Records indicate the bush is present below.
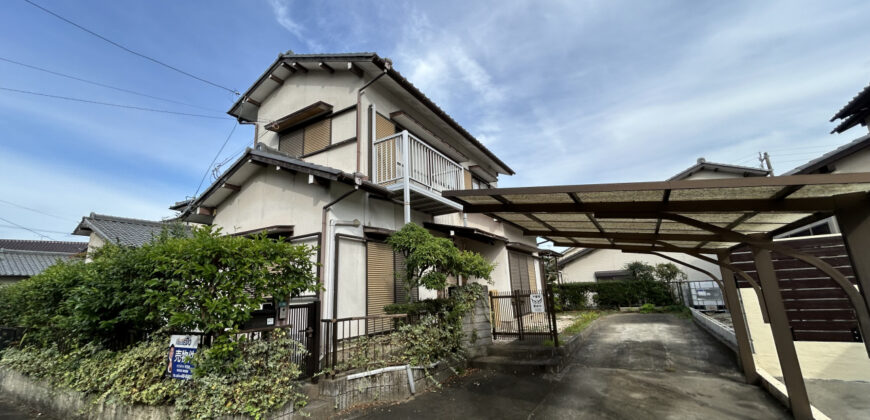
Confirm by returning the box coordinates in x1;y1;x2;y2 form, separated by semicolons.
0;330;306;419
552;281;675;310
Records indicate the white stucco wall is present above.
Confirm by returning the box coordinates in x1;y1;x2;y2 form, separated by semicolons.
740;288;870;381
559;249;720;283
831;146;870;173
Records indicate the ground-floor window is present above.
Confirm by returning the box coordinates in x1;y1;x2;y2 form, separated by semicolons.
508;250;538;292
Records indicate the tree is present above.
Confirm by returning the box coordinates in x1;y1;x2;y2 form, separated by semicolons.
146;225;319;366
387;223;494;300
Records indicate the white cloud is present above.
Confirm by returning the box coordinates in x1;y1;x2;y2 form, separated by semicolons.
268;0;304;38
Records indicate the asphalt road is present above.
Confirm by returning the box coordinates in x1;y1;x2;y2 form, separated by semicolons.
0;393;48;420
350;313;791;419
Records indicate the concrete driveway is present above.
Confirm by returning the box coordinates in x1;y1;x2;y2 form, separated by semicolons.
350;313;790;419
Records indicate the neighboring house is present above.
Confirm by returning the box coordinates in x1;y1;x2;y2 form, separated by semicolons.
178;52;541;325
72;213;179;254
557;158;770;290
0;240;86;284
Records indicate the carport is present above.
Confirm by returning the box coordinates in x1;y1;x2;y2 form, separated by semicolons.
443;172;870;420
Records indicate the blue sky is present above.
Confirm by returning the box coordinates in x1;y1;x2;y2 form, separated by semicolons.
2;0;870;241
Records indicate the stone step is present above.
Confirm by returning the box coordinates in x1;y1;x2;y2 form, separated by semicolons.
470;355;562;375
486;344;559;359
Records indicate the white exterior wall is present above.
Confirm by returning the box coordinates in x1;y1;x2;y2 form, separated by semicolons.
831;147;870;173
740;288;870;381
560;249;719;283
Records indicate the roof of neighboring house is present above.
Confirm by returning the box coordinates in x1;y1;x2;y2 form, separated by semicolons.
668;158;770;181
831;81;870;134
556;248;597;268
73;213;172;247
227;52;514;175
0;239;86;253
0;249;80;277
784;132;870;175
177;145;392;223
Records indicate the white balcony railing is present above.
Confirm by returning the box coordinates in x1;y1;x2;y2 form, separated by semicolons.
373;131;464;193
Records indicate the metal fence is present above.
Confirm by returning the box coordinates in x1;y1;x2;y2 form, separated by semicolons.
320;314;414;376
490;289;558;344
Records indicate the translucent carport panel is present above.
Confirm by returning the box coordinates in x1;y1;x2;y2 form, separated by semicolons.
786;183;870;199
669;186;784;201
733;212;816;233
595;219;658;232
455;195;506;205
493;213;548;230
534;213;592;222
500;193;576;204
573;190;664;202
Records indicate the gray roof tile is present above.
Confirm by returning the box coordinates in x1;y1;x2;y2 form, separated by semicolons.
0;239;86;253
73;213;184;247
0;249;79;277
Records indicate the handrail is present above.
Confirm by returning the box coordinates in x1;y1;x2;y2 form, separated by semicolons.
373;130;463;192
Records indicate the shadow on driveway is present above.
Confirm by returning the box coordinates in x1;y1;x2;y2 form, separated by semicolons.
348;313;791;420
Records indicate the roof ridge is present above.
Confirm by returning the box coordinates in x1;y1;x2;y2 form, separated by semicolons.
0;239;85;245
0;248;83;256
87;213;165;226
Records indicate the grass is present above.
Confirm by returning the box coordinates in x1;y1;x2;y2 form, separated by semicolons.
545;310;605;345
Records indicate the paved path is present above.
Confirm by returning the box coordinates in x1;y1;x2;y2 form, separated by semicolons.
0;393;48;420
350;313;791;419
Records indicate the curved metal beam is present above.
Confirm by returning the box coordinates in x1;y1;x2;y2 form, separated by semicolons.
646;251;724;291
658;214;870;352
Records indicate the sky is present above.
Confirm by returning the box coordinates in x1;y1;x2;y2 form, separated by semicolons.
1;0;870;242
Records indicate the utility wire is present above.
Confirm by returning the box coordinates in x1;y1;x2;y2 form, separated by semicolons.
183;122;239;214
0;86;231;120
22;0;239;95
0;55;222;112
0;199;77;222
0;223;77;236
0;216;55;240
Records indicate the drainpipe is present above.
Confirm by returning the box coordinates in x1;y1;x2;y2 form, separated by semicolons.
319;186;360;310
356;71;388;174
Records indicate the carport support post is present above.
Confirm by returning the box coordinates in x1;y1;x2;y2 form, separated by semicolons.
835;201;870;322
751;247;812;420
717;252;759;385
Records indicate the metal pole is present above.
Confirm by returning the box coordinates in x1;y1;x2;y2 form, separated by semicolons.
835;202;870;336
751;247;812;420
717;252;759;384
402;130;411;224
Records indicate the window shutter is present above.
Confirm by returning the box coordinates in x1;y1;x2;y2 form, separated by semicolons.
527;255;538;291
367;241;394;333
509;251;523;292
464;170;473;190
375;114;396;140
303;118;331;155
279;129;304;157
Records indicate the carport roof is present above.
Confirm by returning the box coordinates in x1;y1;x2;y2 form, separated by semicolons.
442;172;870;252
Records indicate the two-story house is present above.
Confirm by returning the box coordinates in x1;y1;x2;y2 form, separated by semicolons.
177;52;542;326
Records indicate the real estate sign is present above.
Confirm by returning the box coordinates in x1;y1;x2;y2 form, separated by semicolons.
530;293;545;313
167;334;200;380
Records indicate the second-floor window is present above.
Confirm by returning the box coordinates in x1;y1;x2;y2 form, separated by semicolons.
278;118;332;157
471;176;491;190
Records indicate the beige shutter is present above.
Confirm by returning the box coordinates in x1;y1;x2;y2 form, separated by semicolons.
508;251;523;292
367;241;394;333
375;114;396;140
303;118;331;155
279;129;304;157
527;256;538;292
464;170;473;190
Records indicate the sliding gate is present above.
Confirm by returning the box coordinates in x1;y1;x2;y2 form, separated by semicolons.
490;289;558;345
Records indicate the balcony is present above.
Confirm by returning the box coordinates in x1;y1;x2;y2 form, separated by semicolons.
373;131;464;216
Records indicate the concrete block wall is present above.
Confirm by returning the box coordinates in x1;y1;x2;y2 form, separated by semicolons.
461;289;493;358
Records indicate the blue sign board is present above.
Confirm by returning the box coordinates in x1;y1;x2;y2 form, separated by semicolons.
167;334;200;380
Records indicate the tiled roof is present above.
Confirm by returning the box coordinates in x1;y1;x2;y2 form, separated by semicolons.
668;159;769;181
0;249;79;277
784;132;870;175
73;213;181;247
831;81;870;133
0;239;86;253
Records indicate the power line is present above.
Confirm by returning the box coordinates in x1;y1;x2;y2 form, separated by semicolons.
0;216;55;240
22;0;239;95
0;199;77;222
0;223;77;236
0;55;222;112
0;86;231;120
184;122;239;214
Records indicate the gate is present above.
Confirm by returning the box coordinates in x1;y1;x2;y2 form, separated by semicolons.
282;300;320;378
490;288;558;345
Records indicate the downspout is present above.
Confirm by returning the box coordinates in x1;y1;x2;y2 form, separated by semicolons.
356;71;388;174
319;187;360;309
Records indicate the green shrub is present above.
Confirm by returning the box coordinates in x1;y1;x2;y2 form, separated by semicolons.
0;330;306;419
639;303;656;313
552;280;675;311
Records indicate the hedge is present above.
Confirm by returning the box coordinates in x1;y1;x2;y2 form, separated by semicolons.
552;281;675;311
